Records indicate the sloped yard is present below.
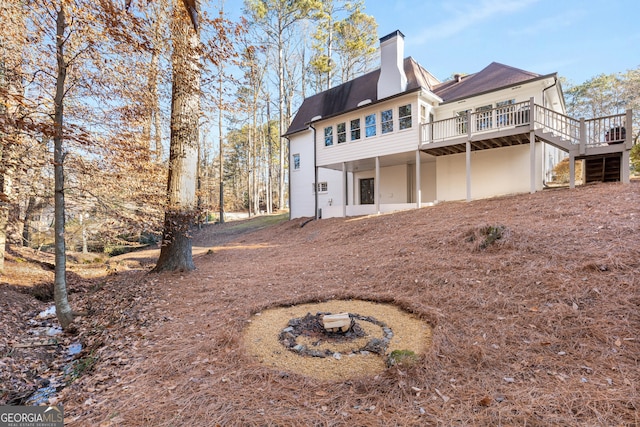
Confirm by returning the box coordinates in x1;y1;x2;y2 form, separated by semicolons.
2;181;639;426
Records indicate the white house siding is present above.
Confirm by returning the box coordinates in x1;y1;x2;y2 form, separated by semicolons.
419;160;437;203
436;144;542;202
315;94;420;168
289;130;315;218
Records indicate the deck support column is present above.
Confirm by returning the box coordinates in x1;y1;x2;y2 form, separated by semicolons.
622;150;630;184
415;150;421;208
466;140;471;202
569;152;576;189
375;156;380;214
342;162;347;217
530;131;536;193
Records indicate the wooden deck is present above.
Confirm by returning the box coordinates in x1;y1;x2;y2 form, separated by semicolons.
420;99;632;158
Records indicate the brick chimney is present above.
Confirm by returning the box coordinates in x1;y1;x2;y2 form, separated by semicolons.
377;30;407;100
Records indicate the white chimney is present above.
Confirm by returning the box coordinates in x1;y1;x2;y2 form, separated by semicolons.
377;30;407;100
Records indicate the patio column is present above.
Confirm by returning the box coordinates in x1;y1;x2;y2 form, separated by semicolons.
466;140;471;202
530;130;536;193
375;156;380;214
415;150;421;208
342;162;347;217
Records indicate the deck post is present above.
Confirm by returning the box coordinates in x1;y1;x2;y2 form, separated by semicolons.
529;97;535;131
625;109;633;149
530;130;536;193
579;118;586;155
342;162;347;217
415;150;422;208
569;152;575;189
622;150;630;184
375;156;380;214
466;140;471;202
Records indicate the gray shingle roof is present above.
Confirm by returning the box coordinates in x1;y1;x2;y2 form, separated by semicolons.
284;60;552;137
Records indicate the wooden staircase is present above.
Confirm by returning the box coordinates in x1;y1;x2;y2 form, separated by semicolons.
584;154;622;183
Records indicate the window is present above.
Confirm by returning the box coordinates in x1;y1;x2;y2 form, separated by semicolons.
381;109;393;134
456;110;470;134
496;99;515;126
399;104;412;130
420;105;427;124
350;118;361;141
337;122;346;143
475;104;492;130
365;113;376;137
312;182;328;193
324;126;333;146
292;153;300;170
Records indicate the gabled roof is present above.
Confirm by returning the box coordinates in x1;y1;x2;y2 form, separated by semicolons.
432;62;550;104
284;60;554;137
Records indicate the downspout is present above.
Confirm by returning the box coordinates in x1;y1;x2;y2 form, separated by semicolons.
286;136;291;220
541;76;559;188
309;123;318;220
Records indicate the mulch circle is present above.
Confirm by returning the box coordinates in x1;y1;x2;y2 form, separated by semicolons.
243;299;432;381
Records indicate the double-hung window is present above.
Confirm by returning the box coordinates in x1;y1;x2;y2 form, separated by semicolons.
337;122;346;143
381;109;393;134
292;153;300;170
365;114;376;137
399;104;412;130
324;126;333;146
350;118;361;141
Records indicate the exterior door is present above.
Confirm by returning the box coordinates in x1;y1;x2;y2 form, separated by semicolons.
360;178;374;204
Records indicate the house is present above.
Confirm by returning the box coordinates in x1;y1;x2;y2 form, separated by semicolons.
284;30;633;219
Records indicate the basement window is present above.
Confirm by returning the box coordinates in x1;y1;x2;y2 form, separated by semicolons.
312;182;328;194
324;126;333;146
381;109;393;134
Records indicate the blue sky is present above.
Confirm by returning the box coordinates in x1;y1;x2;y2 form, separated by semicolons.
364;0;639;84
227;0;639;85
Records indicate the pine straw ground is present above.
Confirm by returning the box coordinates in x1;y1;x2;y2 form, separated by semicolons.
2;181;640;426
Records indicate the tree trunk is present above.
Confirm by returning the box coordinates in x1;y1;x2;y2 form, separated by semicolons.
218;70;224;224
53;4;74;329
22;196;38;247
153;1;200;273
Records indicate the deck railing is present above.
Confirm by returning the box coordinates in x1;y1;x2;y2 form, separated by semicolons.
533;104;581;145
422;99;629;149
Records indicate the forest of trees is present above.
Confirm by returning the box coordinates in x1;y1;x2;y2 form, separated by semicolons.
0;1;638;324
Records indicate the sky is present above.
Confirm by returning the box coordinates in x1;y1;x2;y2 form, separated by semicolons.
227;0;639;86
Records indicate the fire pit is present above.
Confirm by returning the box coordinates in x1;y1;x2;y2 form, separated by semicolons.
243;300;432;381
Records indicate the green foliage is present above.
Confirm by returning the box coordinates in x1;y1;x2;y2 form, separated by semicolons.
565;68;639;149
